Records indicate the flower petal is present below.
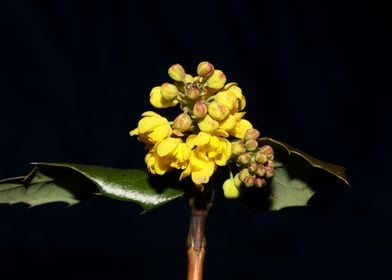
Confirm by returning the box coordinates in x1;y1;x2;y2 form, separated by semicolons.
198;115;219;133
230;119;253;139
157;138;181;157
193;132;211;146
191;161;215;184
219;114;237;132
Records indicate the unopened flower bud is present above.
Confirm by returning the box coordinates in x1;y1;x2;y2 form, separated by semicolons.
223;178;240;199
193;101;208;118
259;145;274;160
205;70;227;90
265;165;274;178
244;128;260;141
161;83;179;101
250;154;257;163
254;178;267;188
244;175;255;187
231;141;245;156
173;113;192;132
197;61;215;77
208;101;229;121
237;152;251;165
248;162;258;174
238;169;250;182
255;164;266;177
168;64;186;81
234;173;242;187
245;139;258;151
186;87;200;100
255;150;268;164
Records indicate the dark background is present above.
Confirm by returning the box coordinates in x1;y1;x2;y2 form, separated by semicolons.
0;0;391;279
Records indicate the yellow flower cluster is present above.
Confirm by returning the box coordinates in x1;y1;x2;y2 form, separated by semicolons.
130;62;253;189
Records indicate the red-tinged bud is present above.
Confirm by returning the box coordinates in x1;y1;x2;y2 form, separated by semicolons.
238;169;250;182
168;64;186;81
173;113;192;132
244;128;260;141
193;101;208;118
248;162;258;174
255;150;268;164
245;139;258;152
231;141;245;156
265;165;274;178
255;164;266;177
244;175;255;187
259;145;274;160
208;101;229;121
237;152;251;165
186;87;200;100
197;61;215;77
254;178;267;188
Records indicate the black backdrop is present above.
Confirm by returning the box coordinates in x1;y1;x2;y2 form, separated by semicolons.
0;1;391;279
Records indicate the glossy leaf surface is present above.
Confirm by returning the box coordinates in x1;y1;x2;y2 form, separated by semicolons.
0;163;183;210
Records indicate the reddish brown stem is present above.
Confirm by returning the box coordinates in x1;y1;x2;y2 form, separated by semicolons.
186;188;213;280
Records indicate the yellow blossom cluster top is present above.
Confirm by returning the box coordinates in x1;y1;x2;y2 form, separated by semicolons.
130;62;274;198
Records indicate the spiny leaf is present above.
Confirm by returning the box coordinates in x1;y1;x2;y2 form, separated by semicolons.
0;163;184;210
0;168;88;206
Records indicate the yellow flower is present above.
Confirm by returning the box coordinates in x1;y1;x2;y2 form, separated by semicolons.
145;148;172;175
150;86;178;108
130;111;171;145
157;137;190;170
230;119;253;139
145;137;191;175
198;115;219;133
181;132;232;186
130;61;262;196
205;70;226;91
214;90;237;111
223;83;246;111
213;84;246;114
218;114;237;133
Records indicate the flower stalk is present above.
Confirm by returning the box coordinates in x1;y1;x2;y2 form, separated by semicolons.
186;187;214;280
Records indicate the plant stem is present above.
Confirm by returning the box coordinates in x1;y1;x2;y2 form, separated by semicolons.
186;187;214;280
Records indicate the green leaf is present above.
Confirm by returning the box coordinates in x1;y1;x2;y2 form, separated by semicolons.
241;138;349;211
0;168;88;206
0;163;184;210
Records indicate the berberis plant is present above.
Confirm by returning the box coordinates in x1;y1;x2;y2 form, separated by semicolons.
0;62;349;280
